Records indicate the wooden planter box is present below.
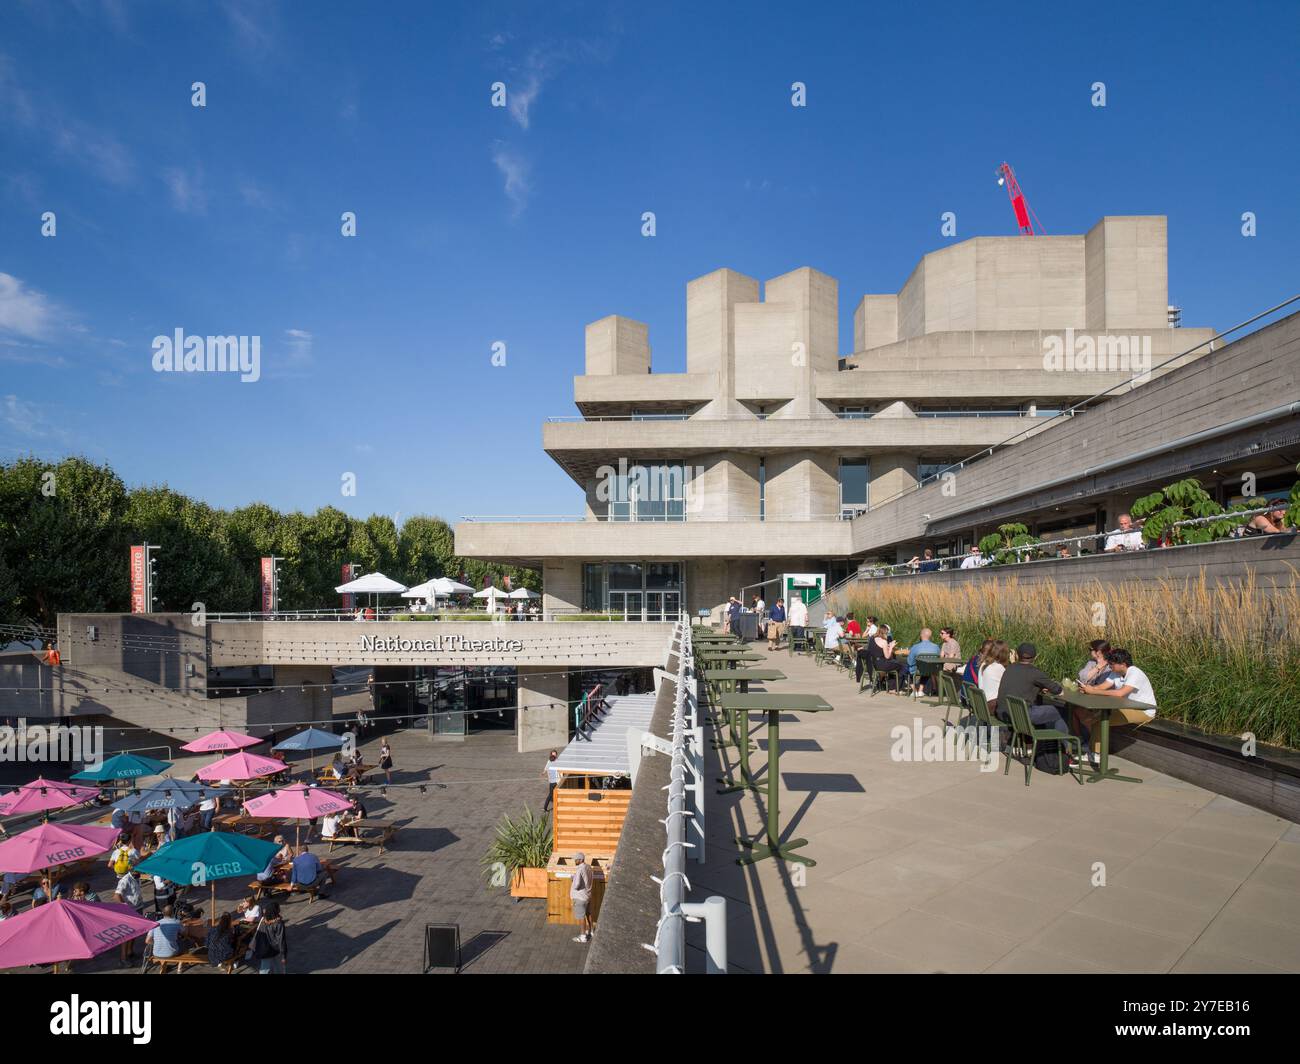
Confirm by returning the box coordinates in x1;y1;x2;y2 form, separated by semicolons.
509;867;548;899
545;853;610;925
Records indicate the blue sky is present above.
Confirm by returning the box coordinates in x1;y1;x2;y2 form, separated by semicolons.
2;0;1297;524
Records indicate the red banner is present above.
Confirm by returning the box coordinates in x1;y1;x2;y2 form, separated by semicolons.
130;545;146;614
260;557;275;614
341;563;355;611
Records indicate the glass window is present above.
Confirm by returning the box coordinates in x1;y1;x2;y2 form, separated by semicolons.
839;458;868;517
644;562;681;589
917;458;959;483
582;564;606;612
608;562;643;590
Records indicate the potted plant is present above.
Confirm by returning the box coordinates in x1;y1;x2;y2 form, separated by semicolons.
482;807;552;899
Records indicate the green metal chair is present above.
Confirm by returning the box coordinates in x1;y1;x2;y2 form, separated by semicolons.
1002;695;1084;787
788;626;810;655
961;680;1007;757
810;631;831;666
938;670;962;730
860;651;902;695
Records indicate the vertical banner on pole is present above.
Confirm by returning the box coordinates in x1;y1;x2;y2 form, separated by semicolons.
341;563;355;612
130;545;146;614
260;558;275;615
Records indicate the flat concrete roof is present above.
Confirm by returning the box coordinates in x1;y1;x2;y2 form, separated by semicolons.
553;693;657;777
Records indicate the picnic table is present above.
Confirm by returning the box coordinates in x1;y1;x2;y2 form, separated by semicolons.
324;817;397;855
1054;689;1150;784
718;692;833;866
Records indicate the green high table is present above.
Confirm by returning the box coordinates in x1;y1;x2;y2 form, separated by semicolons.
1054;689;1151;784
718;692;833;866
702;667;786;781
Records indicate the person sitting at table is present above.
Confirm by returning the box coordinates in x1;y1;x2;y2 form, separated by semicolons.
0;900;12;921
31;874;67;908
206;911;240;971
1244;499;1295;535
962;638;992;689
997;643;1068;733
271;835;293;867
824;614;844;652
1075;648;1158;763
1078;639;1113;687
862;625;904;687
71;881;101;903
939;627;962;672
339;805;365;839
320;812;341;842
146;904;183;962
290;845;330;897
152;872;178;911
977;640;1010;716
844;612;862;637
906;627;941;695
327;754;346;780
236;895;262;923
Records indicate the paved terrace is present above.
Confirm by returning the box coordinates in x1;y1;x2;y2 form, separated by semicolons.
686;646;1300;974
12;729;586;975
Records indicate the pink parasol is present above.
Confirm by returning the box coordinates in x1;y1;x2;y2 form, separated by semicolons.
243;783;353;847
0;822;121;874
195;751;285;782
0;777;99;817
0;899;157;970
181;729;262;753
243;783;353;819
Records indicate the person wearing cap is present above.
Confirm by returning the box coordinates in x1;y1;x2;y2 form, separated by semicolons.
960;546;986;569
996;643;1068;733
570;853;594;944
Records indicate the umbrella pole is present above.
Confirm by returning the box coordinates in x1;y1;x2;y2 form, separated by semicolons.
210;881;216;926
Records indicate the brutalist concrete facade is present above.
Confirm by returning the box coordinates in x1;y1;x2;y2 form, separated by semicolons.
456;217;1217;618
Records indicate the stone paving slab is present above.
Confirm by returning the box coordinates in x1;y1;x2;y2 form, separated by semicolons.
10;727;587;975
684;644;1300;973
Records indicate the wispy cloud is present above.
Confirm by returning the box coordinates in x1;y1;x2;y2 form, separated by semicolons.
163;165;207;214
1;393;71;444
222;0;275;55
492;144;531;218
239;177;272;209
0;53;136;187
0;273;64;341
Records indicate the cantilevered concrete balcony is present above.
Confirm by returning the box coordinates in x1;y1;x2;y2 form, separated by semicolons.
454;517;853;568
542;415;1039;483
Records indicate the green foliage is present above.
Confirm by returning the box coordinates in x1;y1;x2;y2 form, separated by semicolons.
977;523;1039;565
481;806;553;884
0;455;540;621
1130;477;1250;545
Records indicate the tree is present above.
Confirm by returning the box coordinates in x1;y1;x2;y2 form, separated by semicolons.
977;523;1039;565
398;516;455;584
1130;478;1253;545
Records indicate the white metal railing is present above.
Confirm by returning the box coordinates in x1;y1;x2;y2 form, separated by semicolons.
459;512;857;523
845;505;1288;582
648;620;725;974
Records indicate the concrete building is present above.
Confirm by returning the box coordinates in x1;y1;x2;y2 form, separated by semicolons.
457;216;1221;618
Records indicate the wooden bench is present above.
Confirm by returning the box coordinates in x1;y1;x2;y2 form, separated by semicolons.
247;863;339;904
316;765;373;787
325;819;397;855
150;951;206;974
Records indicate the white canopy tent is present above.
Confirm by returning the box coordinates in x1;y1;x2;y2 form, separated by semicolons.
402;576;478;608
508;587;540;599
472;586;512;612
334;571;408;615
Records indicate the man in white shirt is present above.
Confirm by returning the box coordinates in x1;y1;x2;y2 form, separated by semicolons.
788;598;808;629
1104;513;1145;553
960;547;986;569
1076;647;1156;760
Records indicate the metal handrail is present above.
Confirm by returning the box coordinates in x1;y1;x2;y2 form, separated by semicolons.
844;505;1288;582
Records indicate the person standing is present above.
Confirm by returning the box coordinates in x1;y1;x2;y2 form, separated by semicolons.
767;598;786;650
787;596;808;646
113;868;145;963
248;901;288;974
543;749;559;812
379;739;394;784
570;853;595;944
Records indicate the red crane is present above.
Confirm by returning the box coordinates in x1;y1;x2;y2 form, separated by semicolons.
995;162;1044;236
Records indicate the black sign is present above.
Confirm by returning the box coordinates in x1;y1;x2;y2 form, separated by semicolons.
423;923;461;973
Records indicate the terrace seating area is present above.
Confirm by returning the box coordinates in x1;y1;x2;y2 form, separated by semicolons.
684;624;1300;973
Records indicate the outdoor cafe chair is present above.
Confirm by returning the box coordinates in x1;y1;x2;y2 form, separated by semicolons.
962;680;1009;757
938;670;962;731
1001;696;1084;787
788;626;810;655
860;653;901;696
